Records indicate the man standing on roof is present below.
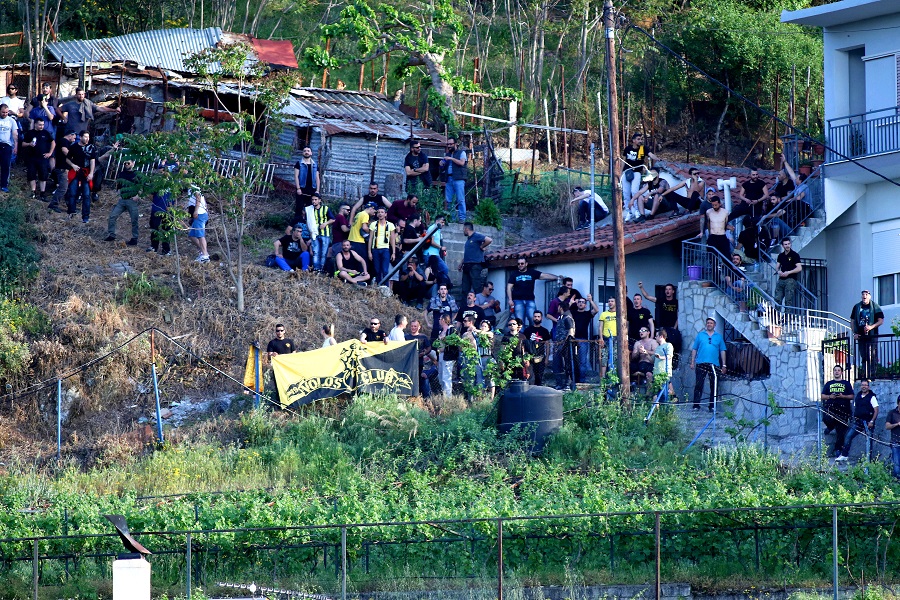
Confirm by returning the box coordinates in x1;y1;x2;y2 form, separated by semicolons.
619;133;658;218
701;195;733;262
293;145;319;222
404;140;431;193
737;168;769;219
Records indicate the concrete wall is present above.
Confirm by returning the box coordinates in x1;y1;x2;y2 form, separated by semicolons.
823;12;900;122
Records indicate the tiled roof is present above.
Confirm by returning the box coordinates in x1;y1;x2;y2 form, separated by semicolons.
486;213;702;267
655;160;780;190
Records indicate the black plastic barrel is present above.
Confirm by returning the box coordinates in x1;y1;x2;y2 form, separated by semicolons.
496;381;563;452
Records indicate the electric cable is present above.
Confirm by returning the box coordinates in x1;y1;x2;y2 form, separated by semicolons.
621;15;900;189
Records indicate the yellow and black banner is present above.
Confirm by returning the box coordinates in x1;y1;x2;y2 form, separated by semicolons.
271;340;419;407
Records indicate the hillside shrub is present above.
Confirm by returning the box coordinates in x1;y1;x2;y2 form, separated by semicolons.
473;197;502;229
0;200;39;295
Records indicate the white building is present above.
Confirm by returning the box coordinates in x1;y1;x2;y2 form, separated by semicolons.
783;0;900;329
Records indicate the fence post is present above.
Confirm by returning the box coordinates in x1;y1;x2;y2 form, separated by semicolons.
497;518;504;600
253;343;261;409
341;526;347;600
654;512;661;600
152;363;164;444
186;532;192;600
833;506;839;600
56;379;62;462
32;539;38;600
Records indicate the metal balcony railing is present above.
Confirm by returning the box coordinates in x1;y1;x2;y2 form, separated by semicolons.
826;106;900;162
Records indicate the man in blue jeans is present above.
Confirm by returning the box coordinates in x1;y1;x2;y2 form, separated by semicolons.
505;257;561;327
835;379;879;463
309;193;335;272
885;395;900;479
459;222;492;297
0;104;18;192
441;137;468;222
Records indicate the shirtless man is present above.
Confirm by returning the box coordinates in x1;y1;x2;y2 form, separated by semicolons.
702;196;733;260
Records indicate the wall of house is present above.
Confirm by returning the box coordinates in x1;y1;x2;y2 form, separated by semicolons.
822;179;900;327
823;12;900;122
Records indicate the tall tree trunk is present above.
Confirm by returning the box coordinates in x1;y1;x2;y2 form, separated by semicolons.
714;75;731;159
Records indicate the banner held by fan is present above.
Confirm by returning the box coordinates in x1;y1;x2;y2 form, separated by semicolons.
271;340;419;407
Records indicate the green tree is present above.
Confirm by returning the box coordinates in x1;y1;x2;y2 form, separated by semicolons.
121;43;298;311
308;0;463;126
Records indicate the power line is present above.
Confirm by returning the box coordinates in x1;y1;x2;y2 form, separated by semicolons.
623;16;900;189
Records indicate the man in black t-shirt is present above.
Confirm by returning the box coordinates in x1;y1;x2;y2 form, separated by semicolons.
627;294;655;341
774;238;802;308
735;217;771;264
506;257;561;327
821;365;854;457
571;294;600;380
49;129;76;213
738;169;769;219
23;118;54;200
104;159;140;245
455;292;486;326
65;130;96;222
267;324;295;357
400;214;425;258
523;311;551;386
404;141;432;192
360;317;388;344
272;227;310;271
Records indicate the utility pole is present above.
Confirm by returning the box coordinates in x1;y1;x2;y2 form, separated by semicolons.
604;0;630;400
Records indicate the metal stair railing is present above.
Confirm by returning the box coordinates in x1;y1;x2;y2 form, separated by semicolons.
758;163;824;243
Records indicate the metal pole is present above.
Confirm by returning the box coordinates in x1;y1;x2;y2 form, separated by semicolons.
544;99;552;164
186;532;192;600
56;379;62;462
654;512;661;600
590;142;596;245
341;526;347;600
32;540;38;600
152;363;164;444
832;506;839;600
253;344;261;409
597;91;605;159
497;518;504;600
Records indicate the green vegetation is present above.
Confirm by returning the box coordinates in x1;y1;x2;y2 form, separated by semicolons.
0;394;898;597
116;272;175;308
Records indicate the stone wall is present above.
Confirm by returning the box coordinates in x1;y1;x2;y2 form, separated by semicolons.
675;281;900;464
440;223;503;297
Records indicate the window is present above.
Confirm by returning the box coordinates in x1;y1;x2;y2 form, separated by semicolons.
877;273;897;306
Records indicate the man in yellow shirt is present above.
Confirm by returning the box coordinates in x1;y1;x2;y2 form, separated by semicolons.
349;202;376;268
598;297;618;379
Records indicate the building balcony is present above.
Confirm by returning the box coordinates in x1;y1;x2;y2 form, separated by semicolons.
826;106;900;163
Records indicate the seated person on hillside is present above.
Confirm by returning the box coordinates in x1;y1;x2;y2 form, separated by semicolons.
396;256;428;307
724;253;750;312
270;225;310;272
335;239;371;285
571;186;609;229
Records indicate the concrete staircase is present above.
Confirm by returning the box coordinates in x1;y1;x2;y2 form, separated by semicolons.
675;281;821;455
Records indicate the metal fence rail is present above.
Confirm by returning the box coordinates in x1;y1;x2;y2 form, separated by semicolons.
855;334;900;380
8;502;900;600
827;105;900;161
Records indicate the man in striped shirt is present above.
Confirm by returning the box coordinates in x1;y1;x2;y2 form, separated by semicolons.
309;193;335;272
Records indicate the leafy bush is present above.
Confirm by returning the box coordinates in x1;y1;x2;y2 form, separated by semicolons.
116;272;174;308
473;197;502;229
0;200;39;295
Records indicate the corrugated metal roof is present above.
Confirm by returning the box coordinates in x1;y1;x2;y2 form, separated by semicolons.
47;28;223;73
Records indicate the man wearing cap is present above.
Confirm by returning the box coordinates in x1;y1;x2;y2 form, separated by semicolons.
689;317;727;411
885;395;900;479
348;200;376;268
701;194;733;262
850;290;884;379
